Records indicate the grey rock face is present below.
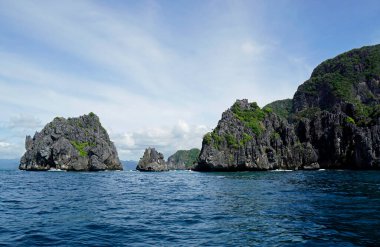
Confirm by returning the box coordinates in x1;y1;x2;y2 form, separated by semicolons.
19;113;122;171
295;111;380;169
136;147;168;171
195;100;318;171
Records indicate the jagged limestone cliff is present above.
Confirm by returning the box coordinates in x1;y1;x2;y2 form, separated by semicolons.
195;44;380;171
19;113;122;171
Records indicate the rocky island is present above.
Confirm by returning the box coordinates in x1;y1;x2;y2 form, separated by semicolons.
19;113;123;171
136;147;168;171
194;44;380;171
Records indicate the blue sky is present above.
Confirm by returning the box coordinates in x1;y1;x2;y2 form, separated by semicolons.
0;0;379;160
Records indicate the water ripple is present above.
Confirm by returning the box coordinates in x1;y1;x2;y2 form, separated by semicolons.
0;170;380;246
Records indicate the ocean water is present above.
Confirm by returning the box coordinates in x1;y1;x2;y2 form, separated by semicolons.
1;169;380;246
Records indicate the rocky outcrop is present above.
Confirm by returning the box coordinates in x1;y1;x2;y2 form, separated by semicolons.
195;44;380;171
136;147;168;171
195;100;318;171
167;148;200;170
19;113;122;171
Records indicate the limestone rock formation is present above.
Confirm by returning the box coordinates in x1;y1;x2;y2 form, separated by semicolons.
195;44;380;171
167;148;200;170
136;147;168;171
19;113;122;171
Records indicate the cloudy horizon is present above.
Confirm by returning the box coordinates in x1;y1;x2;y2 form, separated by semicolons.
0;0;379;160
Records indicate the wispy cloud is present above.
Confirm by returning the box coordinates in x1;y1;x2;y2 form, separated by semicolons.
0;139;18;159
8;115;42;131
0;142;11;148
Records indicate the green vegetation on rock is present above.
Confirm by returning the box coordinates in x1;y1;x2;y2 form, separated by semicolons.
270;132;281;141
225;134;239;149
311;45;380;81
54;117;65;121
300;73;354;102
231;101;266;135
203;131;223;149
370;105;380;119
211;131;223;148
240;133;253;146
70;141;95;157
203;133;212;145
168;148;200;168
202;100;268;150
264;99;293;119
297;45;380;124
294;107;322;119
345;116;356;125
185;149;201;166
204;131;254;150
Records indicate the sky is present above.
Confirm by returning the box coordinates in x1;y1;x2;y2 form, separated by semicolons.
0;0;380;160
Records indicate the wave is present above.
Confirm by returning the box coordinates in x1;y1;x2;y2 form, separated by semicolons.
271;169;294;172
48;168;65;172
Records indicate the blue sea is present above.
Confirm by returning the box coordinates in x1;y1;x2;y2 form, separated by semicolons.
1;168;380;246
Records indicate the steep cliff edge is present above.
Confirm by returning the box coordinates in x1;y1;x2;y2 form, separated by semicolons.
19;113;122;171
195;44;380;171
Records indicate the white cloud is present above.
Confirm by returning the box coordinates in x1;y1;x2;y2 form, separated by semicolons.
0;140;21;159
241;41;266;55
8;115;43;130
111;120;209;160
0;142;11;148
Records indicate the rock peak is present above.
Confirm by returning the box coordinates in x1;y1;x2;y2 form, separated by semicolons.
232;99;250;109
136;147;168;172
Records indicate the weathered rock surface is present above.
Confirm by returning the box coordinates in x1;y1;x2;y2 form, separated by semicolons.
195;100;317;171
195;44;380;171
136;147;168;171
19;113;122;171
167;148;200;170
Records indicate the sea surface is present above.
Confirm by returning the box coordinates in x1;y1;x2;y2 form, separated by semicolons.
1;168;380;246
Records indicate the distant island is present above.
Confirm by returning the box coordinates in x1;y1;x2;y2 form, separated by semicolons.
167;148;200;170
194;44;380;171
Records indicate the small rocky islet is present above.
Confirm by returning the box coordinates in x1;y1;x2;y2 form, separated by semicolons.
136;147;168;171
19;113;122;171
19;44;380;172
